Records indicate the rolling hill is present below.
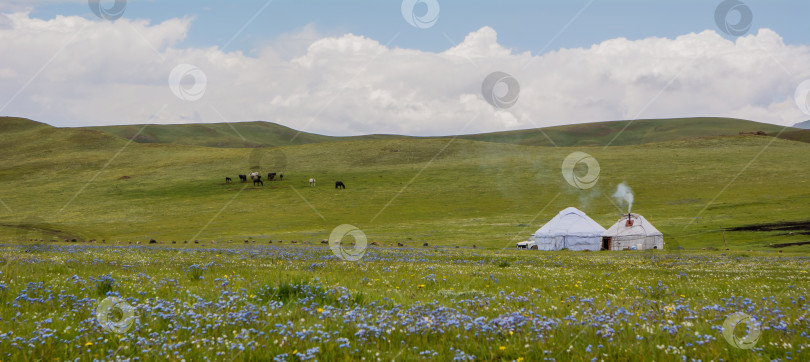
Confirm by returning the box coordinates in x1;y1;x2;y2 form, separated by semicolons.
84;121;414;148
2;116;810;252
457;117;796;147
81;117;805;148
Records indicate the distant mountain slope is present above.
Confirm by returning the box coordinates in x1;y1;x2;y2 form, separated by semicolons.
85;117;796;148
0;117;126;154
793;120;810;129
85;121;413;148
456;117;791;147
3;116;802;148
0;117;133;176
0;116;52;133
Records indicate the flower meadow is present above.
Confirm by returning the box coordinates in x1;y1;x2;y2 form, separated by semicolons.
0;244;807;361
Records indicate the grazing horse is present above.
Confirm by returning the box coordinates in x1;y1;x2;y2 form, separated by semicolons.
239;174;247;182
225;177;232;183
253;179;264;186
309;178;316;187
335;181;346;189
249;172;259;180
267;172;276;181
279;173;283;181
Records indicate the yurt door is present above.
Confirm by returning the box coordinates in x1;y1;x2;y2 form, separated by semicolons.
601;237;612;251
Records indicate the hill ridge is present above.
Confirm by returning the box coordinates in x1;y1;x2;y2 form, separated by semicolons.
3;116;808;148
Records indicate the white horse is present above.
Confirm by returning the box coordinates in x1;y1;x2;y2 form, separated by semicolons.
249;172;259;180
309;178;316;187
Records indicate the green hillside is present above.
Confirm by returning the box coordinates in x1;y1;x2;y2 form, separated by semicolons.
2;117;810;252
82;117;798;148
779;128;810;143
85;121;413;148
457;117;792;146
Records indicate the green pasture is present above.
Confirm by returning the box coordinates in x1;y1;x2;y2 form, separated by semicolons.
1;116;810;252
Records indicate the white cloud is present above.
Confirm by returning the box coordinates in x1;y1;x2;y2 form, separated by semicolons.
1;12;809;136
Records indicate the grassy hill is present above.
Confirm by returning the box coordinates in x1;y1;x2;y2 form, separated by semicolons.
2;116;810;252
82;117;799;148
778;128;810;143
84;121;413;148
457;117;793;146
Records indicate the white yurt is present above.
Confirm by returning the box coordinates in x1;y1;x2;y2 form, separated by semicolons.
532;207;606;251
602;213;664;250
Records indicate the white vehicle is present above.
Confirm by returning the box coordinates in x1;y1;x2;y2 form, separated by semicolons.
516;239;537;250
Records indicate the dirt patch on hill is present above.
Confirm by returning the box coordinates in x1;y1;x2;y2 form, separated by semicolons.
726;221;810;232
767;241;810;249
728;221;810;248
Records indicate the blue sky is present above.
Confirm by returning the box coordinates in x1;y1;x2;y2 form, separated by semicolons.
28;0;810;55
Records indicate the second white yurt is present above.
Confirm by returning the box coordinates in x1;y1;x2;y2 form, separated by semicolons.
533;207;606;251
602;213;664;250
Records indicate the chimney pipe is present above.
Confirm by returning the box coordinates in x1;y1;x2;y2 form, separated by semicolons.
625;213;634;227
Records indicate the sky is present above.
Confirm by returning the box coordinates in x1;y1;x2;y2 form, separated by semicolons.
0;0;809;136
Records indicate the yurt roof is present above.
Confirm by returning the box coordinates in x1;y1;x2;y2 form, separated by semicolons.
603;213;663;237
534;207;606;237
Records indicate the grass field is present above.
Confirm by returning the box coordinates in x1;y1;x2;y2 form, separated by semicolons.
2;116;810;360
2;117;810;251
0;245;806;361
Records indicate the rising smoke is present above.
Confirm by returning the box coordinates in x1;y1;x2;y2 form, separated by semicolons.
612;182;634;213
